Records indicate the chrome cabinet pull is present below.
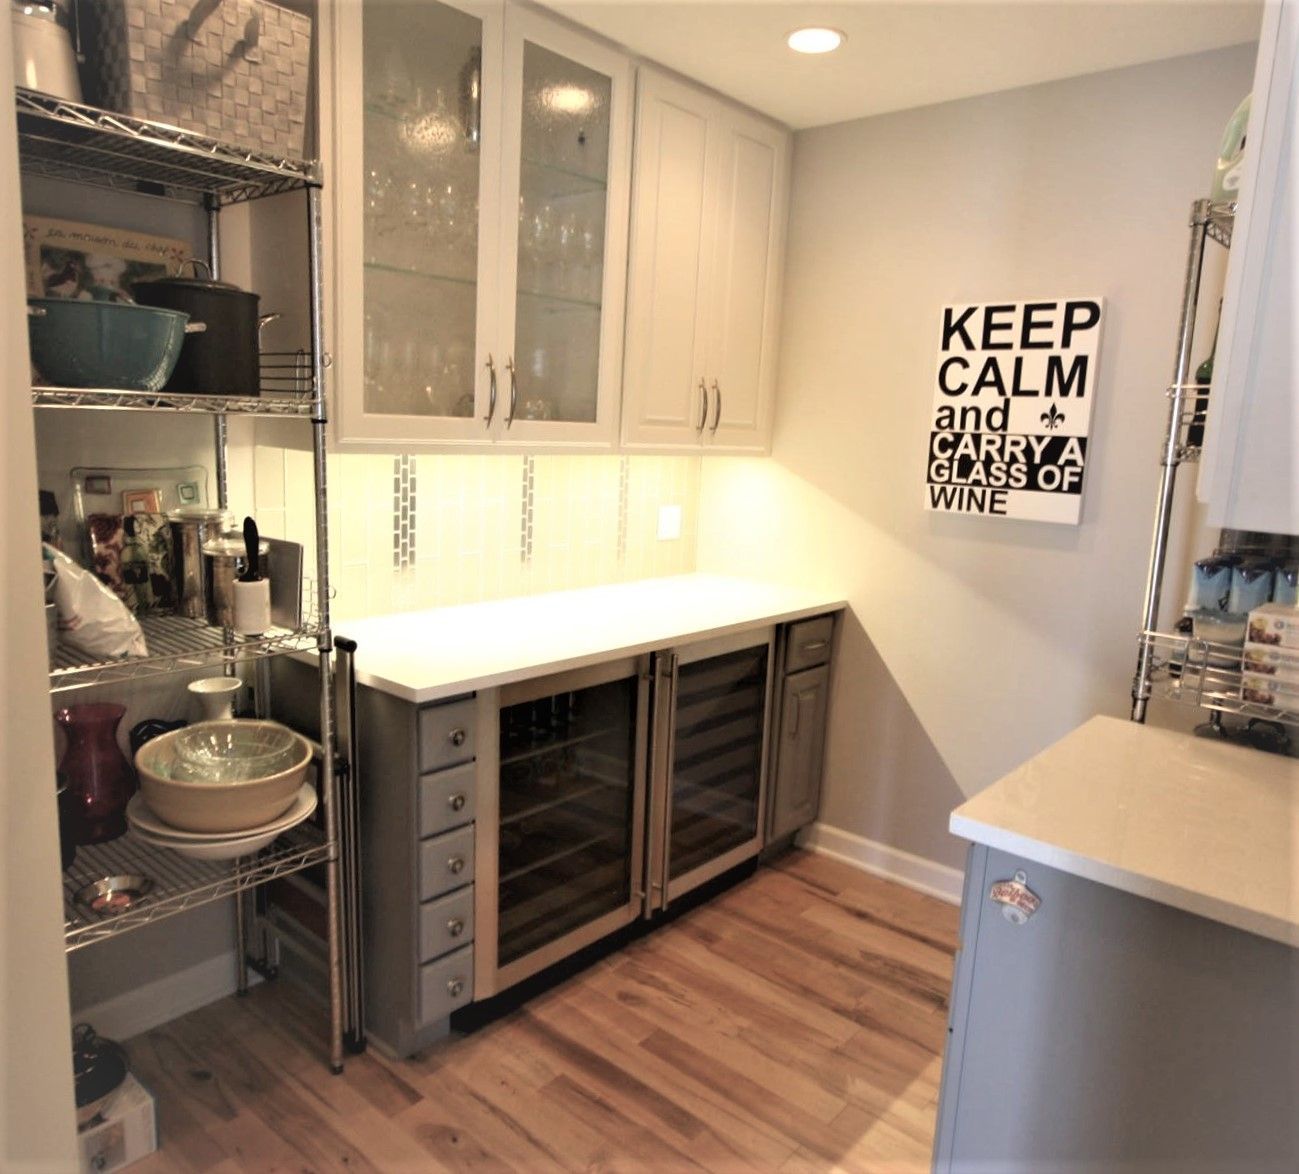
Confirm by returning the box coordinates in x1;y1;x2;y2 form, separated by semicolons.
447;918;465;937
710;379;722;434
448;727;467;747
448;793;467;812
800;640;829;654
447;978;465;997
696;379;708;433
447;855;465;875
505;355;518;428
483;354;497;426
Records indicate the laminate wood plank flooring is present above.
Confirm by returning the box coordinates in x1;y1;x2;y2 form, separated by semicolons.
124;851;959;1173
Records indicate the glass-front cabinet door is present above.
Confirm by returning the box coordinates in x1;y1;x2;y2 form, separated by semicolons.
477;658;648;996
329;1;630;448
333;0;503;446
495;10;631;446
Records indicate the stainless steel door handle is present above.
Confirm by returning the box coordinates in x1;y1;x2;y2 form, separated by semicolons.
696;379;708;433
505;355;518;428
483;354;497;426
710;379;722;434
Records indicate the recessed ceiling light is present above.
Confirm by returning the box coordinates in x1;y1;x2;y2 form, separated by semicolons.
786;27;845;54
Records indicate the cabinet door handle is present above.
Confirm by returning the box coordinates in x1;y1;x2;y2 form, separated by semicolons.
447;793;467;812
788;691;802;738
448;727;467;747
447;977;465;997
710;379;722;434
483;354;497;427
696;379;708;433
447;855;465;875
447;917;465;937
505;355;518;428
800;640;829;654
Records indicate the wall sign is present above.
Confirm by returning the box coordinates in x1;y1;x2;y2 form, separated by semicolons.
925;298;1104;525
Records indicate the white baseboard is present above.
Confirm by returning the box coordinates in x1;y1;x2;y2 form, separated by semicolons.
797;822;965;905
72;951;259;1041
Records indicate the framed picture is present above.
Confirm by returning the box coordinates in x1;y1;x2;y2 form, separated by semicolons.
23;216;188;301
122;489;163;514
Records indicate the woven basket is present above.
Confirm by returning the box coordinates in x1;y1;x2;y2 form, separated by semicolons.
79;0;311;160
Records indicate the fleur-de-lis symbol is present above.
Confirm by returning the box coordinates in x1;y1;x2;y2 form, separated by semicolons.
1041;405;1066;431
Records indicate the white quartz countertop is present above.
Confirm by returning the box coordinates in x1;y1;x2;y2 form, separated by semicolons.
951;716;1299;947
336;574;845;704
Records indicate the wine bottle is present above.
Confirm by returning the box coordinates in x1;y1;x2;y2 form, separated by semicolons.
1188;299;1221;448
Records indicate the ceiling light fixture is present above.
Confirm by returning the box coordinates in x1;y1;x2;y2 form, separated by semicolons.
786;27;845;54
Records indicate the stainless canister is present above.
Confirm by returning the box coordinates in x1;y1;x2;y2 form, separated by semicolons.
202;532;269;629
169;508;231;619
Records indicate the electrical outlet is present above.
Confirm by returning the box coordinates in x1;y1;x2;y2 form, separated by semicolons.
657;504;682;541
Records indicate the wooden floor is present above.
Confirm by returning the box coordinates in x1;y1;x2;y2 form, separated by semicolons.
126;851;960;1173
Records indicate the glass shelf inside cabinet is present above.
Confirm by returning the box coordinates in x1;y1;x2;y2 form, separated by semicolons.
49;598;324;693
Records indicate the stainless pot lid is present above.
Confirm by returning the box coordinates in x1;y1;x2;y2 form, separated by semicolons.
134;258;254;298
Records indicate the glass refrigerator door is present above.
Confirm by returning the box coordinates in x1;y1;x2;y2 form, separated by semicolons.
495;668;643;981
357;0;495;432
658;639;771;904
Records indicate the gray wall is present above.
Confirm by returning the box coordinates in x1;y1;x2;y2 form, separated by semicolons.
698;44;1258;869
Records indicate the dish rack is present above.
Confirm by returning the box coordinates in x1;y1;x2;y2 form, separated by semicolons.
1131;198;1299;734
18;89;363;1070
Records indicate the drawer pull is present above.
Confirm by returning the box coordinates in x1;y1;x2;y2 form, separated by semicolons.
447;855;465;875
447;917;465;937
448;793;467;812
447;977;465;998
448;727;467;747
800;639;829;654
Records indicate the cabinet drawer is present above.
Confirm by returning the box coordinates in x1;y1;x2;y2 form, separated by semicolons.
418;698;476;773
785;615;834;673
418;762;476;838
418;944;473;1023
419;825;475;901
419;888;475;962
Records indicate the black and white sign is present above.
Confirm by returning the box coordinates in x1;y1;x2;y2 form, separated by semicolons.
925;298;1104;525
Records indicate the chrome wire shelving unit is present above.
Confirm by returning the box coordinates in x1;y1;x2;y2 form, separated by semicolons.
20;87;360;1071
1130;198;1299;733
63;828;330;952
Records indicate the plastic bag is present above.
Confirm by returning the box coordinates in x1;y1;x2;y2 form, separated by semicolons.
45;543;147;660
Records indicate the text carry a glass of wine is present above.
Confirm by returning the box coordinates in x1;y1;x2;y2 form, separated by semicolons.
926;298;1104;525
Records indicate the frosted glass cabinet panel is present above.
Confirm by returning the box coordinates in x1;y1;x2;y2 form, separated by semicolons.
496;10;631;445
328;0;630;448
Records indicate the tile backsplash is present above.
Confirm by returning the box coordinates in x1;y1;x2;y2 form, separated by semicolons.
252;450;700;621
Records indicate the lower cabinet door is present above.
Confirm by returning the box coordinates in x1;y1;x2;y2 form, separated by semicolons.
768;663;830;841
419;945;474;1024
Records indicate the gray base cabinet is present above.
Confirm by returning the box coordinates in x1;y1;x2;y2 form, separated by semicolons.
935;843;1299;1173
766;615;834;843
356;686;476;1057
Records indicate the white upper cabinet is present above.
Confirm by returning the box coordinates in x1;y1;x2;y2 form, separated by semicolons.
1197;0;1299;532
621;68;790;453
325;0;631;449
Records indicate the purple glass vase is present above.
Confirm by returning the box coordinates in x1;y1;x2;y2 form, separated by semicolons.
55;703;136;844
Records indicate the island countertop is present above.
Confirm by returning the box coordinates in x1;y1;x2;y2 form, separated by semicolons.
950;715;1299;947
335;574;845;704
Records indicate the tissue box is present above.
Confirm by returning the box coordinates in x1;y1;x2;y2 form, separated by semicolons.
78;1074;156;1174
1246;603;1299;650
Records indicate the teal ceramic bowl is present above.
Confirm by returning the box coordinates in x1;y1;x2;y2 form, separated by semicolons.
28;298;192;391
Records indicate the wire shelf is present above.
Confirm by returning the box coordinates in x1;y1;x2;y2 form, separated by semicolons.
16;89;319;204
1203;200;1236;249
1164;382;1212;464
1140;629;1299;726
33;388;317;415
63;826;332;951
50;601;326;693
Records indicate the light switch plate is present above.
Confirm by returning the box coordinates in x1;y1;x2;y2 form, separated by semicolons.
657;504;682;541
